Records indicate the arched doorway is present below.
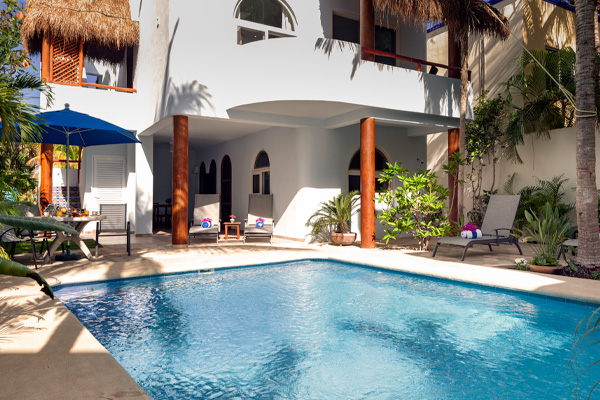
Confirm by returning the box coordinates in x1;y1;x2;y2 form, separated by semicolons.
208;160;217;194
221;155;232;222
198;162;207;194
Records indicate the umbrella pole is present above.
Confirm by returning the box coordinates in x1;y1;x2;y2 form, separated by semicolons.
56;133;81;261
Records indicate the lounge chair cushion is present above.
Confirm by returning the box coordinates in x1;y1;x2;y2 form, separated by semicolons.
244;224;274;235
189;224;220;234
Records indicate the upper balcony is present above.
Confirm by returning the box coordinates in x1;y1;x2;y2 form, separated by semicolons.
164;36;472;134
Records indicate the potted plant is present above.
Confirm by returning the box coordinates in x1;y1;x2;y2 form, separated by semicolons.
516;202;573;274
306;190;360;245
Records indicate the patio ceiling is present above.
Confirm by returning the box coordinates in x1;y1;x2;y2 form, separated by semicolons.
141;100;461;147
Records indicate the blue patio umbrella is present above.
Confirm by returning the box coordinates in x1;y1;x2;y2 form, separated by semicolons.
4;103;140;209
1;104;140;260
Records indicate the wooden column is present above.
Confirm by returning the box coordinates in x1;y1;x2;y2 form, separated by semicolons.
360;118;376;249
447;128;460;223
447;25;461;225
40;34;53;209
172;116;189;246
360;0;375;61
40;144;53;208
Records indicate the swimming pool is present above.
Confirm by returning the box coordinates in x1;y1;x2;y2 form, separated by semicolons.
56;260;600;399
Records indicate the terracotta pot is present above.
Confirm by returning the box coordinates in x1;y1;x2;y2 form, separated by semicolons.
331;232;357;246
528;264;563;274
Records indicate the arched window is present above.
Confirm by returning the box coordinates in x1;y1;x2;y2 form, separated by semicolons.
252;150;270;194
348;148;389;192
235;0;297;45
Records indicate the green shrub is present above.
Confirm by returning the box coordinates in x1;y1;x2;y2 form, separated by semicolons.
376;162;450;250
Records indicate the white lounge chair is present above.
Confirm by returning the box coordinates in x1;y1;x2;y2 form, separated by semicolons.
244;194;274;244
189;194;220;244
432;195;523;261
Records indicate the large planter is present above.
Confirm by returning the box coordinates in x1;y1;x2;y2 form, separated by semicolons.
528;264;563;275
331;232;357;246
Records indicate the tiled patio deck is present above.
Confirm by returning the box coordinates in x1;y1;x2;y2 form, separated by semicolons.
2;233;599;399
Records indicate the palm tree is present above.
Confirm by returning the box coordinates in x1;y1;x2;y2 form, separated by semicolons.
503;47;580;162
574;0;600;268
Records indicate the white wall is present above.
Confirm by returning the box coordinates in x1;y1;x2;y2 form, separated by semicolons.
52;168;78;186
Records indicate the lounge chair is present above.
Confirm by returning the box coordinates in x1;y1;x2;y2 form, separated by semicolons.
96;204;131;256
558;230;578;259
244;194;274;244
188;194;220;244
432;194;523;261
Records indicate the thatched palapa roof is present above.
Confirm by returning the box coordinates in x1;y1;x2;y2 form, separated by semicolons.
374;0;509;40
21;0;139;64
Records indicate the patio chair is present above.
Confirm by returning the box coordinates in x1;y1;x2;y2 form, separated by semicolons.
432;195;523;261
188;194;220;244
17;204;52;256
244;194;274;244
0;223;40;268
95;204;131;256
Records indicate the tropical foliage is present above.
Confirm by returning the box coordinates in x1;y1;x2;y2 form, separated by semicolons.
0;257;54;299
504;174;574;230
376;162;450;250
0;0;53;143
515;203;573;267
570;308;600;399
306;191;360;241
502;48;581;162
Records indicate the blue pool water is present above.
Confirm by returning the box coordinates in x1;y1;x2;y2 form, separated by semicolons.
56;260;600;399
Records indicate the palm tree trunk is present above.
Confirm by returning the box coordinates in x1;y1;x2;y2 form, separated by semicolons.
458;33;469;220
574;0;600;268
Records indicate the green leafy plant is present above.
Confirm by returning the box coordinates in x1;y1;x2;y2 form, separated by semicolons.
502;47;578;163
569;308;600;399
515;202;573;266
306;191;360;241
505;174;574;230
0;257;54;299
376;162;450;250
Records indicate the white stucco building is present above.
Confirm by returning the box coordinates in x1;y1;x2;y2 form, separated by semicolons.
30;0;472;243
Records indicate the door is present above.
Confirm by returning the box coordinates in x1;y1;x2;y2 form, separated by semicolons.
220;155;232;223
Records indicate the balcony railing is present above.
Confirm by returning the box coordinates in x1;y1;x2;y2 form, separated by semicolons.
361;47;471;81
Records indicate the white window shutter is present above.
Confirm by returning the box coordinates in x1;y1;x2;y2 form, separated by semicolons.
94;157;125;204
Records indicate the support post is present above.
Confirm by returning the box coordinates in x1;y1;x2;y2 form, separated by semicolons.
360;118;376;249
447;25;461;225
360;0;375;61
40;34;53;209
172;116;189;247
448;128;460;224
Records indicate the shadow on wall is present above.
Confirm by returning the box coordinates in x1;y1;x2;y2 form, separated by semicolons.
422;72;453;118
314;38;362;79
523;0;574;49
314;38;401;80
154;18;216;120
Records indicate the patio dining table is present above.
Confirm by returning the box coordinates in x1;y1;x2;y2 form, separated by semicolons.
42;215;106;262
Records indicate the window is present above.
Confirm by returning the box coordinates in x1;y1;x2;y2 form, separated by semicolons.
252;150;270;194
348;149;389;192
235;0;297;45
332;14;397;66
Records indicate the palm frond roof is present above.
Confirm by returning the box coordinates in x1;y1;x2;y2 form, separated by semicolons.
21;0;139;64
